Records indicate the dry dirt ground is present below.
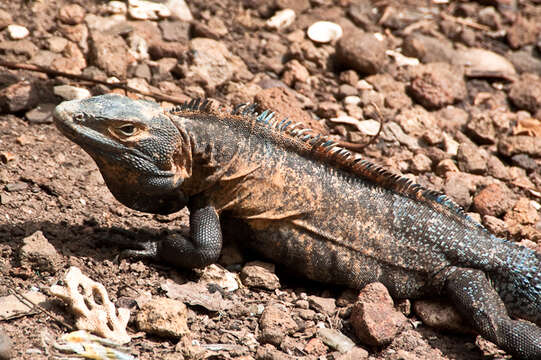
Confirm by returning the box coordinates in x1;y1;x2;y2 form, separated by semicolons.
1;0;541;359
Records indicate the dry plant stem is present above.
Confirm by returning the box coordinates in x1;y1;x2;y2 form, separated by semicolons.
336;102;384;153
0;60;188;105
0;279;75;331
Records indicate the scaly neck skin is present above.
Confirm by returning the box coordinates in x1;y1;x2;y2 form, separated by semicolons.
172;113;249;198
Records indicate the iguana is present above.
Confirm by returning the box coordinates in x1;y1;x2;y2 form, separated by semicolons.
54;94;541;359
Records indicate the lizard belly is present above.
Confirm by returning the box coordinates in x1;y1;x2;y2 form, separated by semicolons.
243;217;434;298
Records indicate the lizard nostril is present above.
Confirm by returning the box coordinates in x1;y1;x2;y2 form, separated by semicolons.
73;113;84;122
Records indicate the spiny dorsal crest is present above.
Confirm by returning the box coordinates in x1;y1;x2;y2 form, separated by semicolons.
169;98;480;228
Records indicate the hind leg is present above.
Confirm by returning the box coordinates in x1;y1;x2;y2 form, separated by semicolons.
445;267;541;360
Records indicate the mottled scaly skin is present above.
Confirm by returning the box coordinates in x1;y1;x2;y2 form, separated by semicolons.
54;94;541;359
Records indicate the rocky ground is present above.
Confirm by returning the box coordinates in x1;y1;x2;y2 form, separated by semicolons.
0;0;540;359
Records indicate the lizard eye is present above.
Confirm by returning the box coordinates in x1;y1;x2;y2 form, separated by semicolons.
115;124;138;137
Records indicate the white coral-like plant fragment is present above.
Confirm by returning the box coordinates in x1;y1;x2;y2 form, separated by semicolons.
50;266;131;344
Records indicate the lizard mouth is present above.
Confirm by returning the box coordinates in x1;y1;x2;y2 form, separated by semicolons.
53;99;176;180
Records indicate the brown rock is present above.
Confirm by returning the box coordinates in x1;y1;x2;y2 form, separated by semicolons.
282;59;310;87
19;231;62;273
254;87;328;134
89;31;131;78
159;20;190;42
465;112;496;144
136;297;189;339
57;23;88;51
504;197;540;240
255;344;296;360
240;261;280;290
457;142;487;175
408;63;467;110
509;74;541;113
436;105;469;132
185;37;251;91
483;215;508;237
275;0;310;13
316;101;341;119
57;4;86;25
51;42;86;75
0;81;41;113
402;33;456;64
487;155;510;180
410;153;432;173
335;346;369;360
443;172;476;209
192;18;228;40
511;154;538;172
507;15;539;49
498;135;541;157
0;9;12;30
259;303;298;346
307;295;336;314
350;283;408;346
473;183;515;217
304;337;328;356
25;103;56;124
413;300;474;334
505;197;539;226
149;41;188;60
508;48;541;75
0;40;39;58
0;328;12;360
336;30;386;75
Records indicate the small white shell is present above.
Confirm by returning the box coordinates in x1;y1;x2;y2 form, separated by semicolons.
307;21;343;43
266;9;296;30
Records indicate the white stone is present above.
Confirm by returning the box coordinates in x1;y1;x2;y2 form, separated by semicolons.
386;49;420;67
454;48;516;78
356;79;374;90
127;33;149;61
166;0;193;21
356;119;381;136
106;1;127;14
7;24;29;40
128;0;171;20
53;85;91;100
373;32;385;41
307;21;342;43
329;115;380;136
266;9;295;30
343;95;361;105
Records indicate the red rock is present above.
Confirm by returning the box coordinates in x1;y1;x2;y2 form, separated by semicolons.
259;303;298;346
408;63;466;110
473;183;515;217
57;4;86;25
350;283;408;346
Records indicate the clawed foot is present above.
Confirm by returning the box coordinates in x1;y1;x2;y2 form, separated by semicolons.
118;241;159;261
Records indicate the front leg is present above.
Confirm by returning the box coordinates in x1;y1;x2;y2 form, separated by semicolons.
121;199;223;269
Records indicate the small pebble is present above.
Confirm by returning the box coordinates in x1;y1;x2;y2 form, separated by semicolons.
0;329;11;360
266;9;295;30
106;1;128;14
344;95;361;106
7;24;29;39
128;0;171;20
307;21;343;43
53;85;91;100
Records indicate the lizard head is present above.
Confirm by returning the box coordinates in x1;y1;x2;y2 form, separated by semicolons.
54;94;191;214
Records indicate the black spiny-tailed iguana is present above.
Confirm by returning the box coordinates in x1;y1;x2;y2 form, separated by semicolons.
53;94;541;359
